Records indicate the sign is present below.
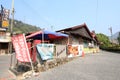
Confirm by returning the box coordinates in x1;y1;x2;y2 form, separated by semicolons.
68;45;83;57
2;20;9;28
0;6;10;28
3;9;9;20
2;9;9;28
12;34;30;62
0;13;2;27
68;45;79;56
0;13;2;21
36;44;54;60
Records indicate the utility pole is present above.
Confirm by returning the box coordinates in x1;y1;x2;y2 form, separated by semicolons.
10;0;14;36
109;27;113;45
10;0;14;67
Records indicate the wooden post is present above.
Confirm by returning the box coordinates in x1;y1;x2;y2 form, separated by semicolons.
23;34;35;74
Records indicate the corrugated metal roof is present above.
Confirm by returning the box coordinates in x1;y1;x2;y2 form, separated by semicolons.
56;23;93;40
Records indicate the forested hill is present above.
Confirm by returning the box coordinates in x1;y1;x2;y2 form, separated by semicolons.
9;19;41;33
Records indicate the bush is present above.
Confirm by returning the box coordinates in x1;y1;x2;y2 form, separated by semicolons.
100;45;120;53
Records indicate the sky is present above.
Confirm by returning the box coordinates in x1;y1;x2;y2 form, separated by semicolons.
1;0;120;36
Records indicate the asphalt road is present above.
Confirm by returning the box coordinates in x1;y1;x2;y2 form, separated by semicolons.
0;54;15;80
27;51;120;80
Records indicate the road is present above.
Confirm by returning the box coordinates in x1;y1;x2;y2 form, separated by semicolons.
27;51;120;80
0;54;15;80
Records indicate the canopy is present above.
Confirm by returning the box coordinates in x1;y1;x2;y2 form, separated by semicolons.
26;30;68;40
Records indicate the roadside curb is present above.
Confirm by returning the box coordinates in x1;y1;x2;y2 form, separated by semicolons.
8;68;19;79
8;69;17;78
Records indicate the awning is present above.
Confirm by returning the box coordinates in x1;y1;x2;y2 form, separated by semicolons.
26;30;68;40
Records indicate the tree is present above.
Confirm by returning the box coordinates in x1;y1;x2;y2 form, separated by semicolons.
96;33;111;47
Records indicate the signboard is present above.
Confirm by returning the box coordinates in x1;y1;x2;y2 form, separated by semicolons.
0;6;10;28
0;13;2;27
2;20;9;28
68;45;83;57
2;9;9;20
36;44;54;60
2;9;9;28
12;34;30;62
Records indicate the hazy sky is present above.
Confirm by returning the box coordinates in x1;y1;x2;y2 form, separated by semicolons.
1;0;120;36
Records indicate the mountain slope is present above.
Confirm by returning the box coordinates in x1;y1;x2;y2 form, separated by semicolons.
9;19;41;33
109;31;120;44
112;31;120;39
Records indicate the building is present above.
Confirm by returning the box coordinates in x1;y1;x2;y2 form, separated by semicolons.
57;23;99;53
0;28;11;54
0;5;10;54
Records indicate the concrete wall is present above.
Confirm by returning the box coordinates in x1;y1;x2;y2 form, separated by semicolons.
55;45;67;58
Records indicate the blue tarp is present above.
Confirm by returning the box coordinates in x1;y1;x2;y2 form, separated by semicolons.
26;30;68;40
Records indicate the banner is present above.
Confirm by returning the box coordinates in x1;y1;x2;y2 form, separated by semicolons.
68;45;83;57
12;34;30;62
36;44;54;60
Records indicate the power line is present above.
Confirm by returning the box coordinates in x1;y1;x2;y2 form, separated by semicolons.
20;0;53;27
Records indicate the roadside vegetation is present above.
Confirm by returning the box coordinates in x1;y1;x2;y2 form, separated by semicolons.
96;33;120;53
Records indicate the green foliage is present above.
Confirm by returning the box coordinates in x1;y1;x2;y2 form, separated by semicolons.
96;33;111;48
96;33;120;53
101;45;120;53
8;19;41;33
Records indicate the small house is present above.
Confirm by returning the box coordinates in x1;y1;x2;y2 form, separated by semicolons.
0;28;11;54
57;23;99;53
